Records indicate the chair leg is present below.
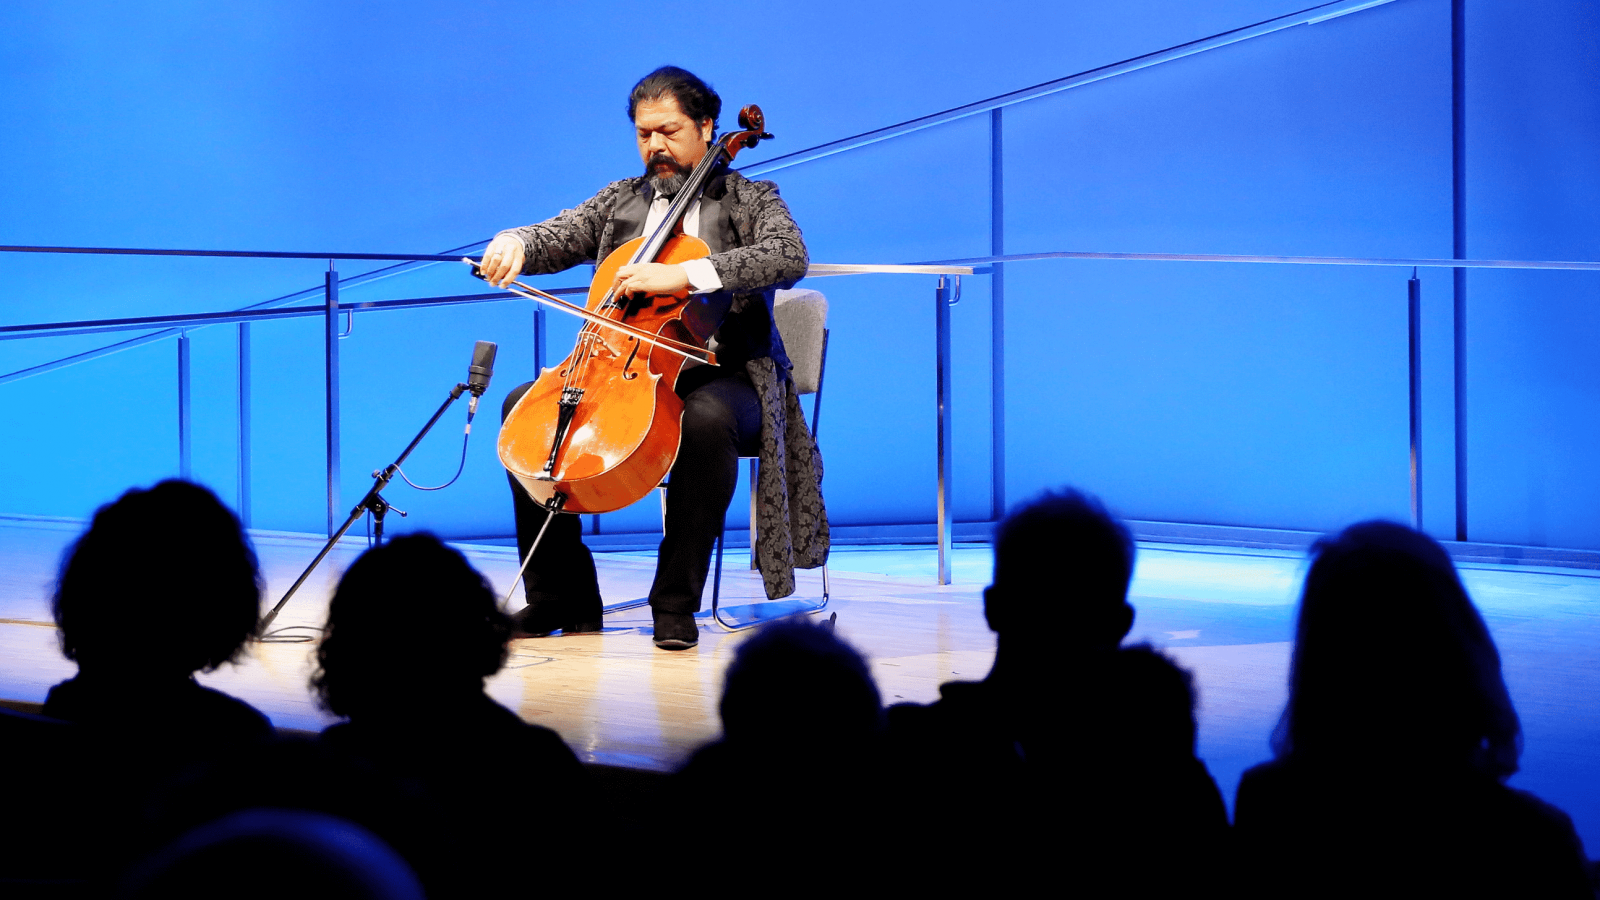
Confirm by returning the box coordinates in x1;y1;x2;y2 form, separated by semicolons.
711;528;724;618
710;457;831;631
748;458;758;571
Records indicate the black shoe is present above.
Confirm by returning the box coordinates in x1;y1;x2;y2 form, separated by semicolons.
652;610;698;650
513;591;602;638
511;606;560;638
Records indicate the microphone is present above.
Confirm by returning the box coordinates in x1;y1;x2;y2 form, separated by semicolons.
466;340;497;418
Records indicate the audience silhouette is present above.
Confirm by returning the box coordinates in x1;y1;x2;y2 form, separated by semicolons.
44;479;270;742
312;533;589;897
887;489;1228;893
11;479;1600;896
0;703;87;896
671;617;887;883
1234;520;1592;898
118;809;425;900
27;480;271;892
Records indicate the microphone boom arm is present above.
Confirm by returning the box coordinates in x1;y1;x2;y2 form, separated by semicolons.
258;379;476;637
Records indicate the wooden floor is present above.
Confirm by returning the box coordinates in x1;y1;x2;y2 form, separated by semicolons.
4;514;1599;855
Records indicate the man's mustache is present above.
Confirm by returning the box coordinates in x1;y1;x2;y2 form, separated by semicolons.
647;153;689;175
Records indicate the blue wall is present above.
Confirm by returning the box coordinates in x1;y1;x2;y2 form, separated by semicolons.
2;0;1597;550
1462;0;1600;548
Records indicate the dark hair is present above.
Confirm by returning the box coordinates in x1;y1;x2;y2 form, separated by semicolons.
313;534;511;718
1273;520;1521;778
121;809;424;900
719;619;882;752
988;488;1135;632
627;66;721;130
1107;644;1200;757
54;480;260;675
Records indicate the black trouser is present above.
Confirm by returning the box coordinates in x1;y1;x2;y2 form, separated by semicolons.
502;364;762;625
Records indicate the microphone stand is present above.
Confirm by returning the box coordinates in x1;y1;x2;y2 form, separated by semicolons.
257;381;481;637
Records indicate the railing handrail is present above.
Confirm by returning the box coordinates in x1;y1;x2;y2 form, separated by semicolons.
0;239;492;386
5;248;1597;344
921;249;1600;272
0;288;586;340
0;244;469;262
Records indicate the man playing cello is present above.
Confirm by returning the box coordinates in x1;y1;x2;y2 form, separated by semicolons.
477;66;827;650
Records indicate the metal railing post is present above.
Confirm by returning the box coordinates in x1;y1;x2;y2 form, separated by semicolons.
936;275;954;585
990;106;1007;522
533;305;546;375
177;331;192;480
1408;271;1423;530
325;262;341;537
237;322;252;526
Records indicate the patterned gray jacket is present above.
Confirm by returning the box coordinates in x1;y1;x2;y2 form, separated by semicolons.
498;171;828;599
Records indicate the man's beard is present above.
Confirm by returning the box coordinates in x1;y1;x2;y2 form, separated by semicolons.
645;153;690;198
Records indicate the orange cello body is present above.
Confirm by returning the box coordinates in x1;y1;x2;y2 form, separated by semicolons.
497;233;731;514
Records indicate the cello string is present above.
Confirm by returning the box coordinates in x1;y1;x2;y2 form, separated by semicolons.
570;286;615;387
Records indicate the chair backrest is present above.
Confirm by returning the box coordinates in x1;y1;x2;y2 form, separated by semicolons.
772;289;828;396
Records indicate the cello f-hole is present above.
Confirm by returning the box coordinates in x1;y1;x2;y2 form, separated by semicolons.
620;336;641;379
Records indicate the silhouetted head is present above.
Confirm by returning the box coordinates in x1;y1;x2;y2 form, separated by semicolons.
54;480;260;678
313;534;511;719
985;489;1135;653
719;619;882;758
1274;520;1521;778
1104;645;1200;759
120;809;424;900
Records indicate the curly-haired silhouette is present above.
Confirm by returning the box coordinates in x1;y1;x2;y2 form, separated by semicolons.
34;480;271;889
313;534;588;897
313;533;515;718
43;479;270;740
887;489;1227;894
1235;521;1591;898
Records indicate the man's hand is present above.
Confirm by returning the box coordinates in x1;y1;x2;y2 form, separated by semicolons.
614;262;690;296
479;235;526;288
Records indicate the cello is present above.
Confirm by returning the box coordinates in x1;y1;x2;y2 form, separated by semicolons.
478;105;775;521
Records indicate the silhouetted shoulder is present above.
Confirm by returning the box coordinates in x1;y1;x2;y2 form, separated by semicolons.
325;694;579;768
0;703;73;740
451;694;586;777
1236;759;1592;898
886;680;987;733
43;675;272;744
1481;785;1592;896
0;707;86;879
886;680;1021;771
